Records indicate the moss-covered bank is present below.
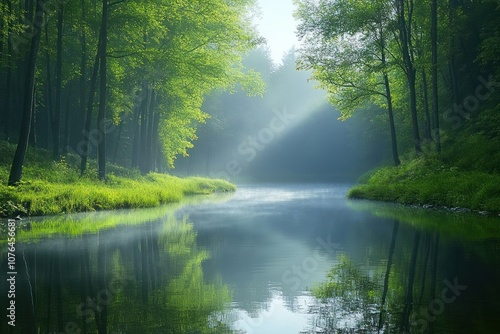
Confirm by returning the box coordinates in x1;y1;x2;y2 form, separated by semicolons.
0;142;235;217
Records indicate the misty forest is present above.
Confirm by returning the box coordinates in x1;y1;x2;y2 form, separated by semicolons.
0;0;499;333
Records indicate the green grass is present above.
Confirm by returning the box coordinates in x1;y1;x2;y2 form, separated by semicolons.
0;141;235;217
348;105;500;213
348;155;500;213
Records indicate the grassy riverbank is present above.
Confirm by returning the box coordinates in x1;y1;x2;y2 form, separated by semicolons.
0;142;235;217
348;155;500;214
349;105;500;214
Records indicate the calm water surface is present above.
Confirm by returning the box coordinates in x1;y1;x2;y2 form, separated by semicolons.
2;184;500;333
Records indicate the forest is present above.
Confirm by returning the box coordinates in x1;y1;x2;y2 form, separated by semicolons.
0;0;499;214
294;0;500;212
0;0;262;182
1;1;500;333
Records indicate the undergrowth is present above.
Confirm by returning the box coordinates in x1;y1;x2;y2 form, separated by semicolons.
0;141;235;217
348;106;500;213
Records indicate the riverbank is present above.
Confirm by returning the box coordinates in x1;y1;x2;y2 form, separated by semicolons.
0;142;235;217
348;156;500;214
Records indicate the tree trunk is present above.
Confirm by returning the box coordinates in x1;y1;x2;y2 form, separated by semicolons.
384;74;400;166
431;0;441;152
379;25;400;166
396;0;421;154
53;4;64;160
131;104;141;168
80;40;101;176
139;82;151;174
112;120;123;163
63;96;70;153
152;100;161;171
145;89;156;172
421;69;432;142
79;0;87;125
45;23;55;148
3;0;13;141
29;92;36;146
97;0;108;180
8;0;45;186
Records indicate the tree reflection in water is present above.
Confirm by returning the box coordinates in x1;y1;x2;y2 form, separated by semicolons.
304;222;445;334
1;213;234;334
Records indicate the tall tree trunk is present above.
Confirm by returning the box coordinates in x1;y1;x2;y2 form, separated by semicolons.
29;92;36;146
79;0;87;151
144;89;156;172
3;0;13;141
63;96;70;153
152;100;161;171
4;54;12;141
396;0;421;154
385;78;400;166
131;104;141;168
80;39;101;176
112;120;123;163
45;23;55;148
421;69;432;142
8;0;45;186
379;22;400;166
53;4;64;160
97;0;108;180
431;0;441;151
139;82;151;174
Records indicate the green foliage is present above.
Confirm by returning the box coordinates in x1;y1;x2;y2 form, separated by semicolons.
313;254;378;304
348;154;500;212
0;141;235;217
110;0;264;168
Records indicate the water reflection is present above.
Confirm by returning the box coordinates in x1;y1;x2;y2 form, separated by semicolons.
2;185;500;334
1;210;233;334
305;209;500;334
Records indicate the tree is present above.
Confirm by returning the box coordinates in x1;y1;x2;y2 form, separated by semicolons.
295;0;401;165
395;0;422;154
8;0;45;185
96;0;108;180
431;0;441;152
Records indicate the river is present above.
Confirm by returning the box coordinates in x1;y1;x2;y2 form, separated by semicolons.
1;183;500;333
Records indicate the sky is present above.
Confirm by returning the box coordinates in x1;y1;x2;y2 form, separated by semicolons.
253;0;301;65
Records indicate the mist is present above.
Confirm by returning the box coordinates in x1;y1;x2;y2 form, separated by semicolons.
173;47;389;183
